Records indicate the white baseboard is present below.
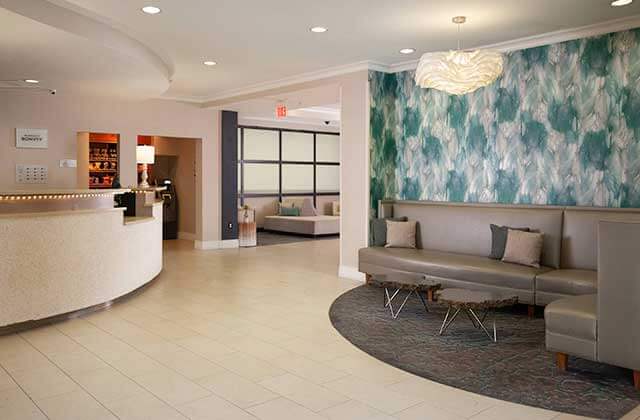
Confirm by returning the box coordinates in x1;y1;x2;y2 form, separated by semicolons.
194;240;219;250
194;239;240;250
338;265;366;282
221;239;240;249
178;232;196;241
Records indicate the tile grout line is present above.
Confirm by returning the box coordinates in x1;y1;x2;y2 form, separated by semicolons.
16;332;124;420
55;316;285;416
0;353;51;420
51;322;200;417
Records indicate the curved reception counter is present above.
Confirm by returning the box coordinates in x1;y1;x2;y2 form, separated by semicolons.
0;189;163;331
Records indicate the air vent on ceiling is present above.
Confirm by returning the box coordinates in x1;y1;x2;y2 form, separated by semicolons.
0;80;56;94
0;80;29;88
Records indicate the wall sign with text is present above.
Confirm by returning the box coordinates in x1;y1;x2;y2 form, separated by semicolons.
16;128;48;149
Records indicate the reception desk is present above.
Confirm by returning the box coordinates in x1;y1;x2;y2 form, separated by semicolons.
0;189;163;330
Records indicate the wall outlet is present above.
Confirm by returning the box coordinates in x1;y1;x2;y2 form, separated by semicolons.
16;165;48;184
59;159;77;168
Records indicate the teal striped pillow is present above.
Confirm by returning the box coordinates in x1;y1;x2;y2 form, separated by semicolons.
280;207;300;216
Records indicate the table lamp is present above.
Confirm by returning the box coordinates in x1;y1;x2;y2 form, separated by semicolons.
136;145;155;188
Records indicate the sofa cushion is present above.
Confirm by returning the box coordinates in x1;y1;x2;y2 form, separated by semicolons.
359;247;551;290
545;294;597;341
536;269;597;296
370;217;407;247
502;230;544;268
489;224;530;259
385;220;416;249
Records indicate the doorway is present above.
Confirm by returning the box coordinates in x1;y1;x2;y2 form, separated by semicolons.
137;135;198;241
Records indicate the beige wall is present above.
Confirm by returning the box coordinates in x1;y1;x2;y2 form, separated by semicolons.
0;91;220;243
153;136;197;236
0;69;370;258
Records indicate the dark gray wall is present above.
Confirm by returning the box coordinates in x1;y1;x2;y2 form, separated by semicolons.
221;111;238;240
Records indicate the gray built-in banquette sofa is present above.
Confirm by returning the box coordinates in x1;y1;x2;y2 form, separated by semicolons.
359;200;640;389
359;200;640;311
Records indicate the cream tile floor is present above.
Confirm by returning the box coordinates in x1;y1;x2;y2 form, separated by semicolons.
1;239;638;420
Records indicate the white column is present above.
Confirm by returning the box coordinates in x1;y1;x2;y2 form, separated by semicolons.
338;71;370;281
195;111;221;249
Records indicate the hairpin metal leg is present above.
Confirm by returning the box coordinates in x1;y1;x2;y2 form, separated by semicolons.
468;308;497;342
416;290;430;313
465;310;479;329
390;288;414;319
439;307;461;335
384;288;400;308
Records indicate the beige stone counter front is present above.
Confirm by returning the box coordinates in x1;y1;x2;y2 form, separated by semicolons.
0;201;163;328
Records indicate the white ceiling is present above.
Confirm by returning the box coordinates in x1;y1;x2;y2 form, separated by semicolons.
0;5;169;98
1;0;640;102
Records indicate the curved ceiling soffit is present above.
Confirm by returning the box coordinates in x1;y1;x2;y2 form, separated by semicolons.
0;0;173;93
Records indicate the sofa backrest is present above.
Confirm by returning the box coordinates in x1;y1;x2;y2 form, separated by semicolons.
392;202;564;268
561;208;640;270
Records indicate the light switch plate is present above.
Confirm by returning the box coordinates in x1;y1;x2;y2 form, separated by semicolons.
59;159;77;168
16;165;48;184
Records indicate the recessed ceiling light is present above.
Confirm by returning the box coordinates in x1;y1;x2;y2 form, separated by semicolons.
611;0;632;5
24;79;39;84
399;48;416;55
141;5;161;15
310;26;328;33
203;61;217;66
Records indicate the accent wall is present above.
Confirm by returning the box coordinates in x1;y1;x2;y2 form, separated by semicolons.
370;28;640;216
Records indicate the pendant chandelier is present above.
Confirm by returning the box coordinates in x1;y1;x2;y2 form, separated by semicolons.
415;16;503;95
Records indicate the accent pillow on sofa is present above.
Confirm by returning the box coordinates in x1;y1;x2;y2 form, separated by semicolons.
279;206;300;216
300;198;318;216
502;229;544;268
371;217;408;246
385;220;417;249
489;224;531;259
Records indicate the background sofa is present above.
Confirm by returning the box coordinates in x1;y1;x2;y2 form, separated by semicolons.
359;201;640;308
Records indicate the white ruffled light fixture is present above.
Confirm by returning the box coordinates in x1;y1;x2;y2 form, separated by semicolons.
415;16;503;95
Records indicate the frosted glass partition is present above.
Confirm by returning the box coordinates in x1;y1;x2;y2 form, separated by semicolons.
316;134;340;162
282;164;313;193
244;129;279;160
316;165;340;192
238;126;340;209
244;163;278;193
282;132;313;161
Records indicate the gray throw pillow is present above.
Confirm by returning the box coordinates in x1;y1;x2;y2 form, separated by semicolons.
371;217;408;247
502;229;544;268
489;224;530;259
300;198;318;216
385;220;417;249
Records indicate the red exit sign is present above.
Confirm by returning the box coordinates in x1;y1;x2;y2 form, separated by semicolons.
276;105;287;118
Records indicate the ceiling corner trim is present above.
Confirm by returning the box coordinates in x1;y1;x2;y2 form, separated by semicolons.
0;0;173;81
198;61;377;107
387;14;640;73
481;14;640;52
162;14;640;106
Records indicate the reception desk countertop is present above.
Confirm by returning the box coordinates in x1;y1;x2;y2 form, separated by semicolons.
0;188;130;197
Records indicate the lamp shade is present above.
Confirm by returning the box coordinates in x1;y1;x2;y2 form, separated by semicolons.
136;145;155;164
415;49;503;95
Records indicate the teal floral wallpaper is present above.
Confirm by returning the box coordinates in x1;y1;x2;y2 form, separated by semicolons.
370;29;640;216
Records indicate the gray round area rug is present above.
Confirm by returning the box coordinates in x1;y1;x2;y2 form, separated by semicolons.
329;285;640;419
